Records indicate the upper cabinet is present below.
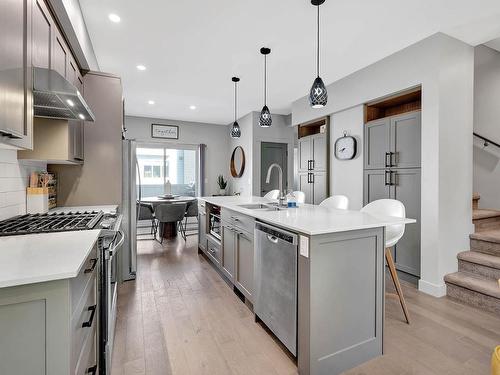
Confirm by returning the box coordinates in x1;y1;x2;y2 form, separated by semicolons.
32;0;51;70
0;0;33;149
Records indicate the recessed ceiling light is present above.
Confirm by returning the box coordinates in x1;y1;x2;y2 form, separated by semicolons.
108;13;121;23
66;99;74;107
148;100;155;105
78;114;85;120
136;65;146;71
189;105;197;110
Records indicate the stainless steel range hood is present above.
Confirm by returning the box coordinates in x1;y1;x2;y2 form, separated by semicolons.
33;67;95;122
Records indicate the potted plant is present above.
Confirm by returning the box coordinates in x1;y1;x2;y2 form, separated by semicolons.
217;175;227;195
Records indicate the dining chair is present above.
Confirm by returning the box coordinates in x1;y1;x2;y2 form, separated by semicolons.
361;199;410;324
263;190;280;200
136;201;157;238
319;195;349;210
154;202;188;243
182;200;199;237
293;191;306;204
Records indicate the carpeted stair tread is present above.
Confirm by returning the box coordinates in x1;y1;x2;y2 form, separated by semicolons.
457;251;500;270
472;209;500;221
470;229;500;243
444;272;500;299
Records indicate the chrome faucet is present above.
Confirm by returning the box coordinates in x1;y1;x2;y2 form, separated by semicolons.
265;163;286;207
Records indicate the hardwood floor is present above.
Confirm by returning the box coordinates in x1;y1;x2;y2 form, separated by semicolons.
111;236;500;375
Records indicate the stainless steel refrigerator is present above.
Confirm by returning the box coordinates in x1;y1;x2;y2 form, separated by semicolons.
121;139;139;281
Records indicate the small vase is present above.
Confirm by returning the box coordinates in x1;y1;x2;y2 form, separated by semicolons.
219;188;226;196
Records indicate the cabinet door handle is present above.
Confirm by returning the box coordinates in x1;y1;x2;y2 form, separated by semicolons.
311;173;315;184
82;305;97;328
385;170;391;186
311;159;315;170
0;130;23;139
86;365;97;374
307;173;311;183
84;258;98;274
390;152;396;167
391;171;397;186
385;152;391;168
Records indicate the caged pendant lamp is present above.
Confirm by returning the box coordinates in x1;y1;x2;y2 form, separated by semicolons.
230;77;241;138
259;47;272;127
309;0;328;108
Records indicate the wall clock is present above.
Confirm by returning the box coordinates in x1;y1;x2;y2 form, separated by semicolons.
334;132;357;160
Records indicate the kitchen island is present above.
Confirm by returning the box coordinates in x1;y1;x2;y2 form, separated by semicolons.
198;196;415;375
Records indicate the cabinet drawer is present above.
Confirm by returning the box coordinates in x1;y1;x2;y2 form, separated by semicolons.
74;326;97;375
70;245;98;313
71;277;97;370
221;208;254;234
206;237;221;266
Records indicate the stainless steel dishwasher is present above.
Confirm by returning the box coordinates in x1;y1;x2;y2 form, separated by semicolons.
254;221;298;356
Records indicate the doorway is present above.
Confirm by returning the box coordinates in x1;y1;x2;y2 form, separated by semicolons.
261;142;288;196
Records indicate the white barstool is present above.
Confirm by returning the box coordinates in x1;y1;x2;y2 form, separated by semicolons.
319;195;349;210
263;189;279;200
361;199;410;324
293;191;306;204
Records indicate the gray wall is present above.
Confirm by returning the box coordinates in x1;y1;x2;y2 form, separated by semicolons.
473;45;500;210
291;33;474;297
124;115;229;196
228;113;254;196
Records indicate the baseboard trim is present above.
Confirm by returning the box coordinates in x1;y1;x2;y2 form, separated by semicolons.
418;279;447;297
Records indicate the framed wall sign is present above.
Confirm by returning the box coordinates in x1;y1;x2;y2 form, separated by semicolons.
151;124;179;139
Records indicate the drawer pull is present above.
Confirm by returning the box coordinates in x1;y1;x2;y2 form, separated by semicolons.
84;258;98;274
86;365;97;374
82;305;97;328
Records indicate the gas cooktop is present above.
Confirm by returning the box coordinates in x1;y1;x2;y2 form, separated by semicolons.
0;211;106;236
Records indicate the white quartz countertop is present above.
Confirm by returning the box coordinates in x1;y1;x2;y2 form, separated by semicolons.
199;196;416;236
0;230;101;288
50;205;118;214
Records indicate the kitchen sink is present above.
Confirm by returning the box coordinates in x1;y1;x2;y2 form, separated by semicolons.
238;203;283;211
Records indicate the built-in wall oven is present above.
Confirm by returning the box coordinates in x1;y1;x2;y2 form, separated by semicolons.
208;205;221;240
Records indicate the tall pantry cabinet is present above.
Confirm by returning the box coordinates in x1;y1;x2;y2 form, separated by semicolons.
364;110;422;278
297;118;329;204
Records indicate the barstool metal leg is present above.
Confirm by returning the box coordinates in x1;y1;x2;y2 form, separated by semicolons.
385;247;410;324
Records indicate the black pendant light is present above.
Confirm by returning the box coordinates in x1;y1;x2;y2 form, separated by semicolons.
259;47;272;127
230;77;241;138
309;0;328;108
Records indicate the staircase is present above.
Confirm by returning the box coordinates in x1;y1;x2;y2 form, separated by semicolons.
444;193;500;314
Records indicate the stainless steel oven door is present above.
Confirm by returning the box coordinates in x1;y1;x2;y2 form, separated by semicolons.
209;213;221;240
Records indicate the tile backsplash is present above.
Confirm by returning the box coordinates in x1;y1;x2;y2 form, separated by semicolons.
0;148;47;220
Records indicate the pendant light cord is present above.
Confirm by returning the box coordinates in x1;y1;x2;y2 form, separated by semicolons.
264;54;267;105
317;4;320;77
234;81;237;121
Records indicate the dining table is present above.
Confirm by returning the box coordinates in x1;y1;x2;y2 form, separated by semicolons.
140;196;197;239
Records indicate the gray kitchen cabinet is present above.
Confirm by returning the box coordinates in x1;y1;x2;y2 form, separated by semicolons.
363;112;421;277
68;59;84;163
298;173;313;204
0;0;33;148
32;0;52;70
364;118;390;170
390;111;421;169
390;168;421;276
235;229;254;302
52;29;68;78
198;202;207;252
0;244;99;375
298;137;312;172
311;171;327;205
221;223;236;282
298;133;328;173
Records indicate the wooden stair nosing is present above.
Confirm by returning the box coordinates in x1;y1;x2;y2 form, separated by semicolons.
457;251;500;270
470;230;500;243
472;209;500;221
444;272;500;299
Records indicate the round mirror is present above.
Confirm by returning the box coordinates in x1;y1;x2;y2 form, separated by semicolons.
230;146;245;178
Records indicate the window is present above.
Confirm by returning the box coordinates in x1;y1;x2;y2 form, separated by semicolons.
136;146;197;198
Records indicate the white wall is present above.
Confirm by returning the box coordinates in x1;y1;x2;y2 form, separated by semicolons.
228;112;254;196
291;33;474;297
124;116;229;196
0;148;47;220
330;106;364;210
473;45;500;209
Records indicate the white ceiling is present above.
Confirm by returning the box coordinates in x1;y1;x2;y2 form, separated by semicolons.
80;0;500;125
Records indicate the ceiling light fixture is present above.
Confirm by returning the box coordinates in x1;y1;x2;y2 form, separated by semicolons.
189;105;197;110
259;47;272;128
108;13;121;23
309;0;328;108
148;100;155;105
78;114;85;120
66;99;74;107
230;77;241;139
136;65;146;71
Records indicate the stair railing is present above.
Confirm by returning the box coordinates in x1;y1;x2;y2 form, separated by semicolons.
474;132;500;149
